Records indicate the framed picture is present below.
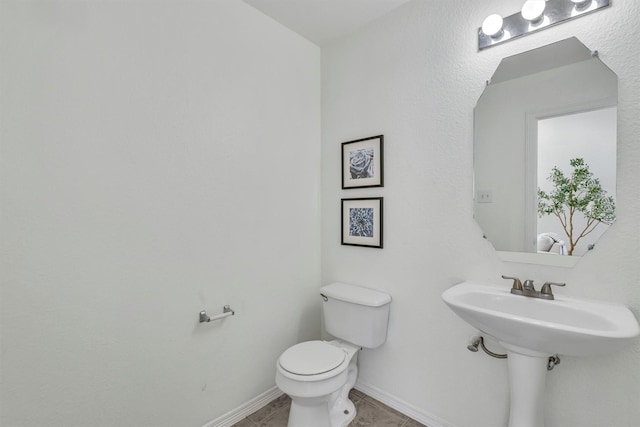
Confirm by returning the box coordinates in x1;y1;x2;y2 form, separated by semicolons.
341;197;383;248
342;135;384;189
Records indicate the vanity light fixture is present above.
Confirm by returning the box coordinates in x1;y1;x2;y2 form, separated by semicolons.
479;0;610;50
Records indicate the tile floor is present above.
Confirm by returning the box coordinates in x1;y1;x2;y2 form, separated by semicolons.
231;389;428;427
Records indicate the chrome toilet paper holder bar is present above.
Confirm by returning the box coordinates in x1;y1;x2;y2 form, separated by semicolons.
199;305;235;323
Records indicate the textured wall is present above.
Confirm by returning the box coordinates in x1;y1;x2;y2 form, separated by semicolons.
322;0;640;426
0;1;321;426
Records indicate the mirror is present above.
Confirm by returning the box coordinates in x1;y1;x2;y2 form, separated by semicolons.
474;37;617;267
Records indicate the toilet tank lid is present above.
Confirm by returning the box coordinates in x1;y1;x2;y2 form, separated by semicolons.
321;282;391;307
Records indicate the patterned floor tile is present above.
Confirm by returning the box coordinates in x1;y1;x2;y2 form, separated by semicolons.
230;417;256;427
350;397;408;427
246;394;290;424
255;404;290;427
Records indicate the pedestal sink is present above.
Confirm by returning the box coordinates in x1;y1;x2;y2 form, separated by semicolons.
442;281;640;427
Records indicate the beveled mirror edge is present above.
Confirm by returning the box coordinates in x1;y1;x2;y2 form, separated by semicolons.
497;251;580;268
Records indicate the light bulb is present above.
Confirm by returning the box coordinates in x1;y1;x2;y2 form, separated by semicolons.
482;14;504;38
521;0;546;22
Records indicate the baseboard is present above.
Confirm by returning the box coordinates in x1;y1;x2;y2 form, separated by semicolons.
202;386;284;427
354;381;455;427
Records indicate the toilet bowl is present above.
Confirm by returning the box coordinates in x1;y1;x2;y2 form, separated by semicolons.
275;282;391;427
276;340;360;427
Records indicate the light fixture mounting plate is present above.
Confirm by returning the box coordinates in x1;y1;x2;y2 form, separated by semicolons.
478;0;611;51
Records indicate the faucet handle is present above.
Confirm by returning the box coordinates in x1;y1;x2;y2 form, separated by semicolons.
502;275;523;291
540;282;566;300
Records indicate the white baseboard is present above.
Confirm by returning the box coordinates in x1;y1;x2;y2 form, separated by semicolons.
354;381;455;427
202;386;284;427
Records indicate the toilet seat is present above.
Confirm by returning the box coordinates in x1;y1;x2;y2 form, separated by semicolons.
279;341;346;376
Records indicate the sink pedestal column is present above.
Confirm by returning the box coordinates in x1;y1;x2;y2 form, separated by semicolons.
505;349;550;427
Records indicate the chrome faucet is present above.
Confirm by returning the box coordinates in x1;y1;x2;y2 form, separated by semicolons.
501;275;566;300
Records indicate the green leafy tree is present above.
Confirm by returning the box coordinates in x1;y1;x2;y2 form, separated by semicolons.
538;158;615;255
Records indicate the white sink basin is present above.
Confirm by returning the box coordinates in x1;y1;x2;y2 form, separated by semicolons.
442;281;640;357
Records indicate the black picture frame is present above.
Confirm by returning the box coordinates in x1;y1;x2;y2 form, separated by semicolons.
341;135;384;189
341;197;383;248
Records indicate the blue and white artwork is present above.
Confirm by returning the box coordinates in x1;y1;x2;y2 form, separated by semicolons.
349;207;374;237
341;197;382;248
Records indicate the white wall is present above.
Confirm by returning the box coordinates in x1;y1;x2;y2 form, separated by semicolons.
0;1;320;426
322;1;640;426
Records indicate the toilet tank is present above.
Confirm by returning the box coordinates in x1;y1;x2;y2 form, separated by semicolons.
320;282;391;349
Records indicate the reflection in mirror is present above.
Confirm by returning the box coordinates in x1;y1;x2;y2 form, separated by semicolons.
537;108;616;256
474;37;617;266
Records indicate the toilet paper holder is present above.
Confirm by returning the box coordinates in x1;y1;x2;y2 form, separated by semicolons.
199;305;235;323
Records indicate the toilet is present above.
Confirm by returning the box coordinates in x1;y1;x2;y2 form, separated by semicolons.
275;282;392;427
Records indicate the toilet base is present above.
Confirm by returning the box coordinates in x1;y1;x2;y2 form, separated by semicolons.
329;395;356;427
287;388;357;427
328;349;358;427
287;396;332;427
